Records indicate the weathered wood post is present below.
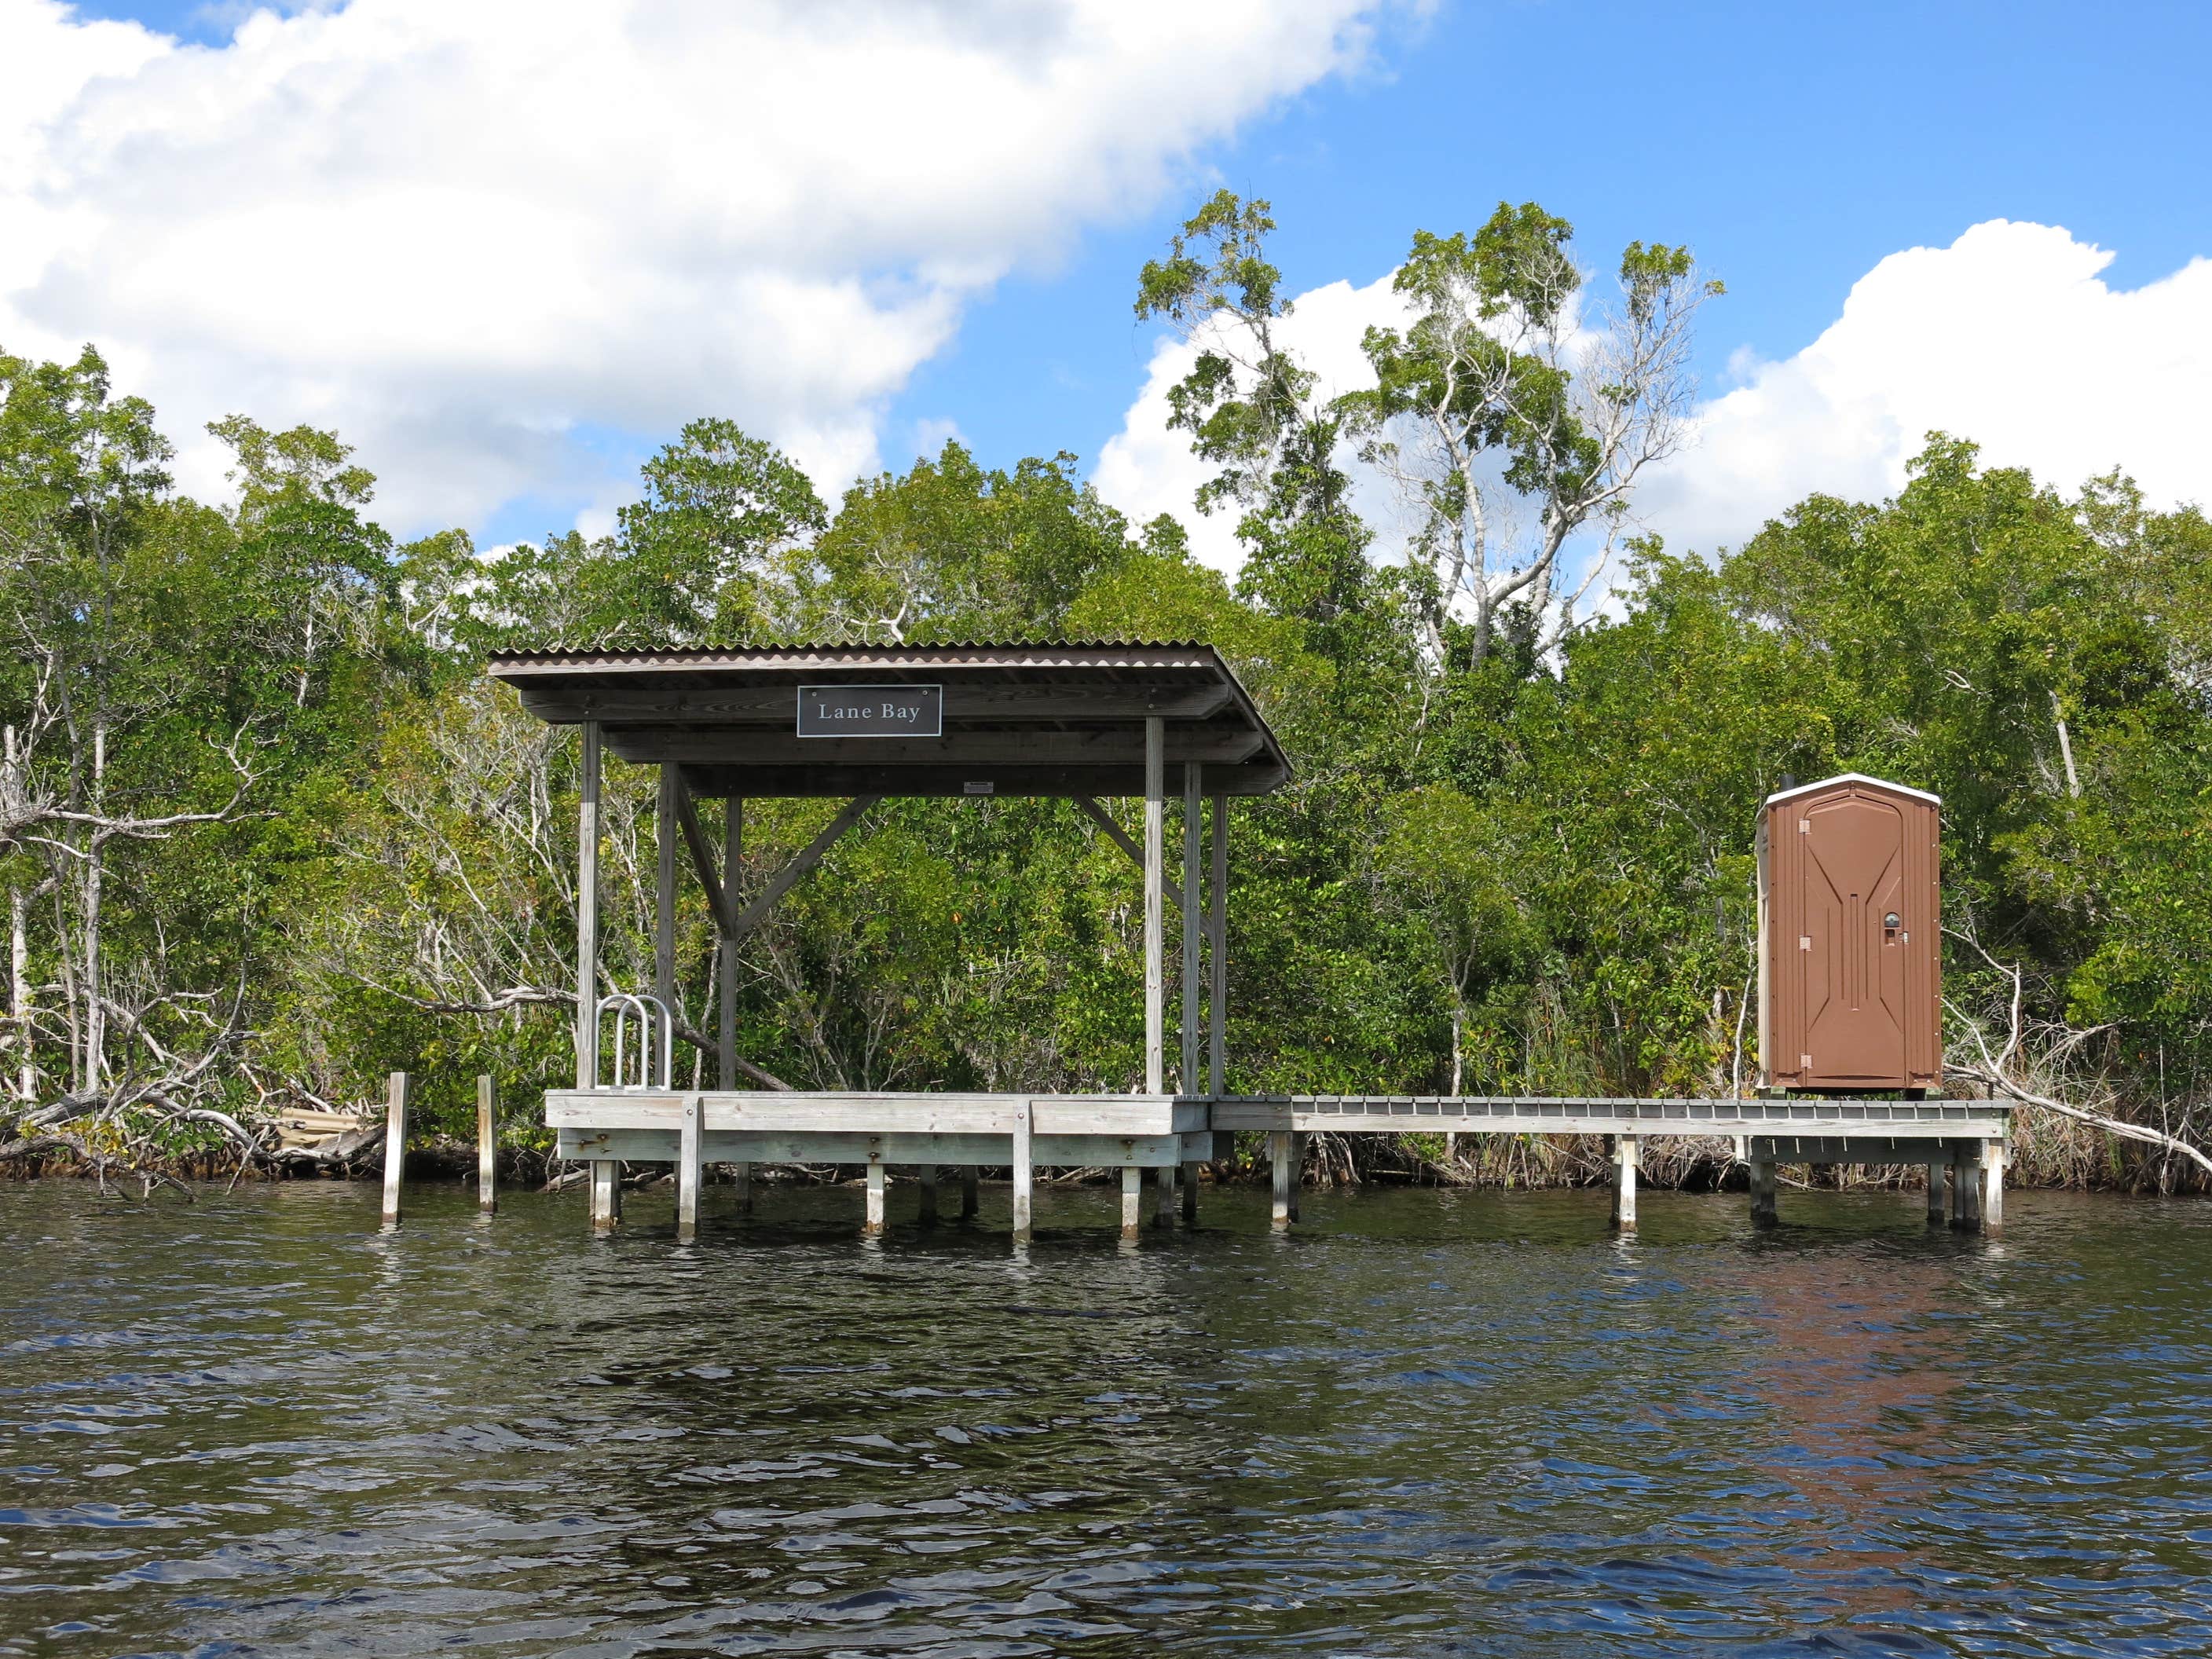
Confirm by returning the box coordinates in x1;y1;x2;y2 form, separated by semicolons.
589;1159;621;1233
1120;1165;1141;1240
1950;1141;1981;1231
380;1071;409;1227
1612;1133;1639;1232
1011;1100;1033;1240
961;1167;979;1220
677;1094;702;1244
722;797;752;1215
1154;1162;1176;1227
917;1166;939;1225
1209;794;1228;1100
864;1151;886;1238
1750;1155;1777;1225
1979;1138;2005;1235
1927;1153;1948;1225
475;1073;496;1214
1269;1130;1293;1227
654;764;677;1031
1180;762;1203;1225
1144;718;1164;1096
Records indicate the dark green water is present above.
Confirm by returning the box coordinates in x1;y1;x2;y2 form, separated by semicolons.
2;1178;2209;1657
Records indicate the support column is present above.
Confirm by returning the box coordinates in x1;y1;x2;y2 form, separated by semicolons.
1927;1154;1949;1225
1154;1162;1176;1228
961;1167;980;1220
1120;1165;1141;1240
1144;717;1164;1096
1181;1158;1201;1225
1209;794;1228;1099
1750;1156;1777;1226
1290;1133;1303;1221
1980;1139;2005;1235
380;1071;409;1229
1011;1101;1034;1240
917;1166;939;1225
655;765;677;1049
864;1152;886;1238
676;1094;702;1244
723;798;750;1211
1181;762;1202;1095
1269;1130;1293;1227
475;1074;497;1214
575;722;601;1089
1613;1133;1639;1232
1951;1142;1981;1231
589;1158;621;1233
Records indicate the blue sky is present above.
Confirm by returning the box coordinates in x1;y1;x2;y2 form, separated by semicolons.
21;1;2212;558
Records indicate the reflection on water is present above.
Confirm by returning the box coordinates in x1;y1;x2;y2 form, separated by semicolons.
2;1178;2209;1655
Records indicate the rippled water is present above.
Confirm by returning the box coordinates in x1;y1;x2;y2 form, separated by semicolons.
3;1176;2210;1657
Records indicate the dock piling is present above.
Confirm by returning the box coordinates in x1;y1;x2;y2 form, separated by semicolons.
677;1095;702;1243
864;1153;886;1236
734;1160;753;1216
1612;1134;1639;1232
917;1165;939;1225
1011;1101;1033;1240
1750;1155;1777;1226
380;1071;409;1228
475;1073;496;1214
1980;1138;2005;1235
961;1166;980;1220
1181;1159;1201;1225
1120;1166;1141;1240
1927;1155;1947;1225
1950;1142;1981;1231
588;1159;621;1232
1153;1163;1176;1227
1269;1130;1292;1226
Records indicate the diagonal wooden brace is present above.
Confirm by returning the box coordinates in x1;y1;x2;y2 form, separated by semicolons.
1073;794;1185;912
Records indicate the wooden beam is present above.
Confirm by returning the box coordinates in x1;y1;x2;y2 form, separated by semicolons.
575;722;600;1090
723;796;881;942
1144;718;1164;1097
654;766;677;1018
676;762;1289;800
718;798;739;1072
609;727;1265;768
1181;763;1201;1095
673;781;731;934
513;680;1237;726
1209;794;1227;1098
1072;795;1185;910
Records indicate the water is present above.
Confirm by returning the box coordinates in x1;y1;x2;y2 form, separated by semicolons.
2;1177;2209;1657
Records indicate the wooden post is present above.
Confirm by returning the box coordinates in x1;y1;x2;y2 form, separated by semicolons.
654;764;677;1030
1181;762;1201;1094
722;798;749;1212
1144;716;1164;1095
575;722;601;1089
917;1165;939;1225
960;1166;980;1219
1750;1156;1777;1225
864;1152;886;1238
676;1094;701;1243
1979;1139;2005;1235
1269;1130;1292;1226
1208;794;1227;1098
1290;1133;1303;1221
380;1070;409;1227
1011;1101;1033;1240
475;1073;496;1214
1181;1158;1200;1225
589;1158;621;1233
1153;1162;1175;1227
1120;1165;1141;1240
1927;1154;1948;1225
1612;1134;1639;1232
1951;1141;1981;1231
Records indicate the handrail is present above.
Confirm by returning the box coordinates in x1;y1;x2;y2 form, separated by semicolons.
597;991;672;1090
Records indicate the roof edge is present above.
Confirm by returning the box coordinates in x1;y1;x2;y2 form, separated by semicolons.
1764;772;1941;809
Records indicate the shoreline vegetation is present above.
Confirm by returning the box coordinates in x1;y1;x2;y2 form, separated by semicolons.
5;193;2212;1199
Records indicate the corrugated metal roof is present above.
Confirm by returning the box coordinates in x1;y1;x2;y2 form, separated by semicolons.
485;640;1221;671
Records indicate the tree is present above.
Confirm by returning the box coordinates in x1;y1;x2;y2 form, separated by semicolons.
1340;203;1723;668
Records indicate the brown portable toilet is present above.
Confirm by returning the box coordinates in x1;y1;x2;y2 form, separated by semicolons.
1757;774;1941;1095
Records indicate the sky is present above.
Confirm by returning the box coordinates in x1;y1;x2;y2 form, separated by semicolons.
7;0;2211;578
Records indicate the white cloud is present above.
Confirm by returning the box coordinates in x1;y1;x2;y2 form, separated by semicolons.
1642;220;2212;551
1097;219;2212;585
1;0;1396;533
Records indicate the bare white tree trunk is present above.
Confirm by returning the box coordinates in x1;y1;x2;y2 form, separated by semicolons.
9;882;28;1104
82;723;105;1093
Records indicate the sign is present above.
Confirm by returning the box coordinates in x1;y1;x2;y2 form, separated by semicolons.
796;683;943;738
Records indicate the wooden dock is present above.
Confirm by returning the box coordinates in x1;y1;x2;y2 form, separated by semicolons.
551;1088;2013;1238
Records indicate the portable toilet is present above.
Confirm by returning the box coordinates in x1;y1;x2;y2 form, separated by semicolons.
1756;774;1942;1095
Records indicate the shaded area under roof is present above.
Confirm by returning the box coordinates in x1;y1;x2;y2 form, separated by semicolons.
485;642;1291;798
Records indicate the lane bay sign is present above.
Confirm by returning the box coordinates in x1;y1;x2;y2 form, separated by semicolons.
796;683;943;738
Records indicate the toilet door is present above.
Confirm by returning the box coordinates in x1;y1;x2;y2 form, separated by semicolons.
1799;793;1909;1086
